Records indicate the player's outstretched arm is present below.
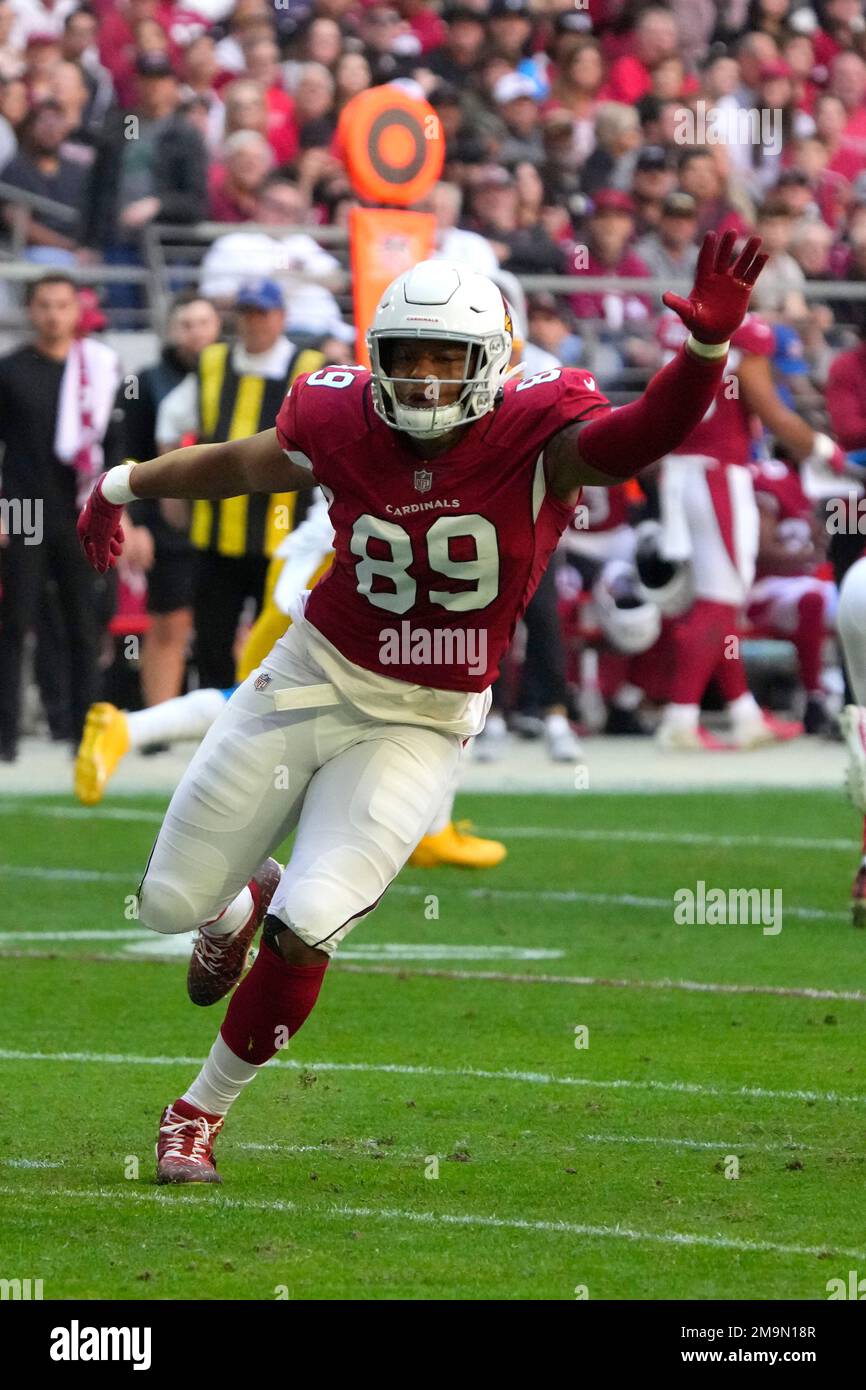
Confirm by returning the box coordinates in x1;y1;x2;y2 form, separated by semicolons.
546;232;768;500
78;429;314;573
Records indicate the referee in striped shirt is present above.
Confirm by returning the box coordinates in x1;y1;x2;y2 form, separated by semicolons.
155;279;323;688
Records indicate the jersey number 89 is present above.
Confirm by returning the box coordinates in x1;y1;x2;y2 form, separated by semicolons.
351;513;498;614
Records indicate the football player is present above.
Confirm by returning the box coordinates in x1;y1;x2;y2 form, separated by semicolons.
78;234;766;1183
836;557;866;925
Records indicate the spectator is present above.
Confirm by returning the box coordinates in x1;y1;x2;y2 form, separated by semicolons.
85;53;208;263
749;196;809;320
50;61;101;172
426;179;499;276
526;292;584;370
829;52;866;165
208;129;274;222
548;37;603;170
0;274;121;761
580;102;642;199
179;34;223;153
826;316;866;452
629;144;677;235
334;50;372;110
493;71;544;166
676;146;753;240
0;1;23;81
569;189;652;339
1;100;90;263
425;5;485;87
487;0;533;68
60;5;114;130
291;62;337;148
154;278;324;688
601;6;683;105
221;77;297;166
122;291;222;707
199;173;345;338
635;190;701;287
0;74;26;168
467;163;564;274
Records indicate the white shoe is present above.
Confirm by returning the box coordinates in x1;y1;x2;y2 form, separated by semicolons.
841;705;866;812
474;714;508;763
545;715;585;763
656;723;728;751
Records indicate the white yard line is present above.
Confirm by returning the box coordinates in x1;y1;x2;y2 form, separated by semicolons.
0;1047;863;1106
484;826;857;852
0;864;851;923
0;1182;859;1261
238;1133;822;1158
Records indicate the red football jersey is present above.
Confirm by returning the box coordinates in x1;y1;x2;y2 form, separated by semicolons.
657;312;775;466
275;364;609;691
750;458;815;578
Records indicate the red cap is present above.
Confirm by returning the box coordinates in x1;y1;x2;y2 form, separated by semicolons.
592;189;635;215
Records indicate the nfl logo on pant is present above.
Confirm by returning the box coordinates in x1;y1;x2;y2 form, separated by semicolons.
414;469;433;493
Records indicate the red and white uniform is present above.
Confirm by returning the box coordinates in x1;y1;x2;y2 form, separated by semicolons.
274;362;609;709
746;458;837;634
137;361;612;958
656;313;771;605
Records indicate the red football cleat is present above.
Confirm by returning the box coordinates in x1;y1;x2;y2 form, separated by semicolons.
187;857;282;1006
156;1101;224;1184
851;864;866;930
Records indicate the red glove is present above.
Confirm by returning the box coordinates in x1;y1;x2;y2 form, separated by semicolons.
662;231;768;345
77;475;125;574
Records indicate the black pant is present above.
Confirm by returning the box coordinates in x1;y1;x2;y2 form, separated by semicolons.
517;559;570;715
192;551;269;689
0;523;101;748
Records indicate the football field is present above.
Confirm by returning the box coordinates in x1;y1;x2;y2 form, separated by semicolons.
0;786;864;1301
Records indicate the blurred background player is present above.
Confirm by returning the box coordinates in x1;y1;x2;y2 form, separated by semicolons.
652;308;846;750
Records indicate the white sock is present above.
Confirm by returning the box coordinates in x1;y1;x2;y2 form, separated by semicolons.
660;703;699;731
545;712;571;736
183;1034;260;1116
728;693;762;726
201;885;254;938
127;688;229;751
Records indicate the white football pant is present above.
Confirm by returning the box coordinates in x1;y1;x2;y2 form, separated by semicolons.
838;556;866;706
137;652;464;956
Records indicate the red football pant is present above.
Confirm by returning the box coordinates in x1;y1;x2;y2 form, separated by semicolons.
664;600;747;705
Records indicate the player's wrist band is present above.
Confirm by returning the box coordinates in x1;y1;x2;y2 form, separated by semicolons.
685;335;730;360
100;460;138;505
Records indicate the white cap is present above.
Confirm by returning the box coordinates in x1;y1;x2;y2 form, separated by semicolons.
493;72;537;105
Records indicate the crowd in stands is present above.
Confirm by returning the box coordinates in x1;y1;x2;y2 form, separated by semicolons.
3;0;866;761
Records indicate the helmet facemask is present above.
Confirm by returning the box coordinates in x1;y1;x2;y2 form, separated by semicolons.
367;329;513;439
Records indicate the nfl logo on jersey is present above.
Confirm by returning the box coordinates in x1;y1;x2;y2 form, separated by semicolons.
254;673;272;691
413;468;433;493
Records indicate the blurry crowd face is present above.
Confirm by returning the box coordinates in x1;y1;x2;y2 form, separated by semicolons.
48;62;88;120
0;77;27;124
257;182;309;226
29;103;67;155
757;210;794;256
490;15;531;63
704;56;740;100
238;305;285;355
134;18;170;56
294;66;334;123
565;44;603;94
62;12;97;62
226;137;273;191
636;10;677;67
590;210;634;265
473;179;518;232
136;72;179;120
660;210;698;250
29;281;80;347
335;51;371;102
184;35;218;88
244;38;281;87
651;55;685;100
170;299;221;362
225;81;268;135
306;17;342;65
792;225;833;276
830;53;866;113
815;94;847;145
679;153;720;202
514;162;543;212
448;17;484;62
528;306;566;353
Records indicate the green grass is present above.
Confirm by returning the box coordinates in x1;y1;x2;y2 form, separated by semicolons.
0;789;864;1300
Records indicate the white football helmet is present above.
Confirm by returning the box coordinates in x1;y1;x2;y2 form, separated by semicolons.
366;260;518;438
593;559;662;655
633;520;695;618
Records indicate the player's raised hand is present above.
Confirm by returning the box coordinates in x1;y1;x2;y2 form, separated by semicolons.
77;474;125;573
662;231;768;345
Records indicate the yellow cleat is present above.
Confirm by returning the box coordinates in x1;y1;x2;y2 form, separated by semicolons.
74;703;130;805
408;820;507;870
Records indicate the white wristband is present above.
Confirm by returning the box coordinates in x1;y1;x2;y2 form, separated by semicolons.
685;334;730;360
806;432;835;465
100;461;138;505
